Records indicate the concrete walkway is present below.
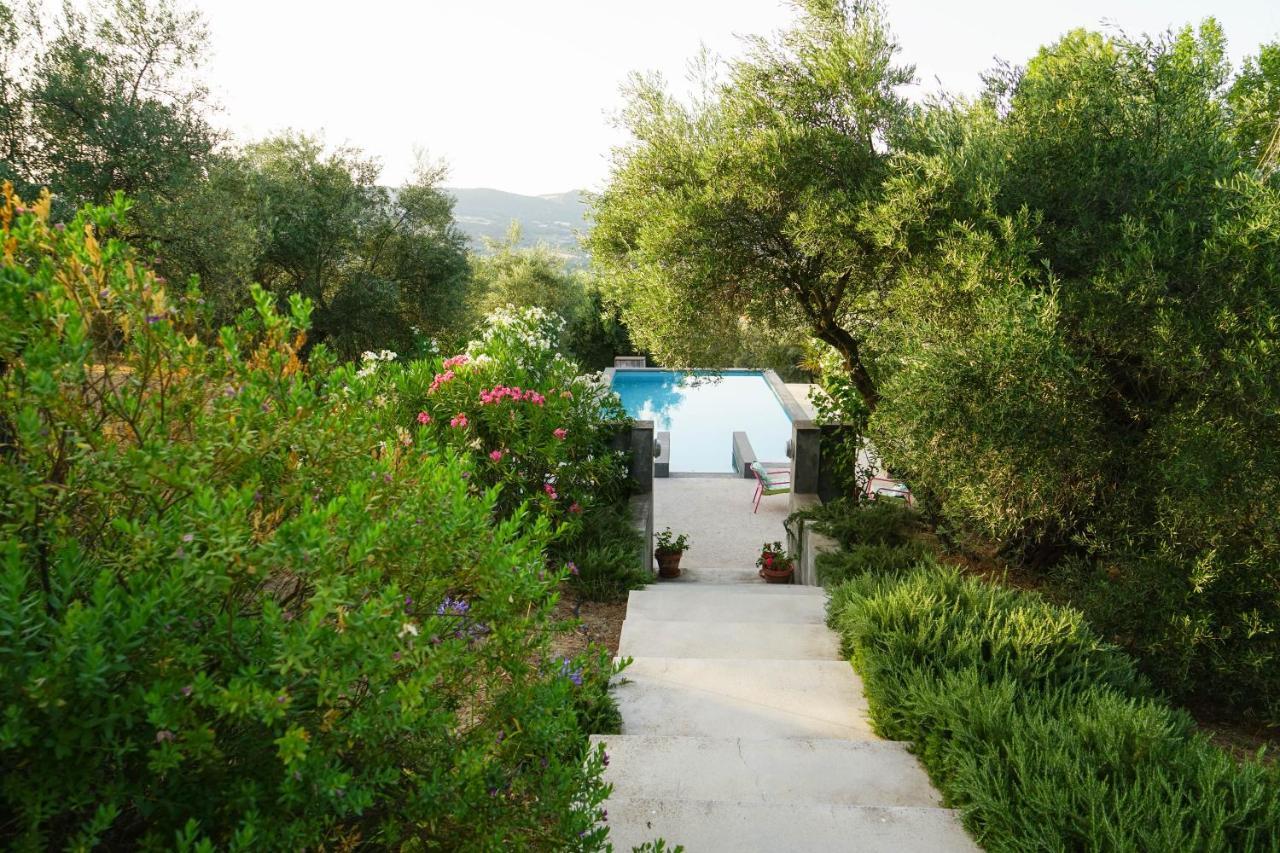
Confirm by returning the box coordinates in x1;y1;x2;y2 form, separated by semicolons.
652;477;790;569
593;478;978;852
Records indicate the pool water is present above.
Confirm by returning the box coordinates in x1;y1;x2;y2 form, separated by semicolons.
611;370;794;473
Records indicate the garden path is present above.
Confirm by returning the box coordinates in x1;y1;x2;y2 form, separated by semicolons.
592;478;978;852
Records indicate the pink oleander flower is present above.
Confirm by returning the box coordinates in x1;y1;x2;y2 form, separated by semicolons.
489;449;505;462
450;413;469;429
442;354;470;369
553;428;567;440
569;502;582;514
417;411;431;425
428;370;455;393
544;483;558;500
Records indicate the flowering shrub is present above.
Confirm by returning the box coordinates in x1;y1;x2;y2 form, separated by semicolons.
0;190;614;849
353;306;646;601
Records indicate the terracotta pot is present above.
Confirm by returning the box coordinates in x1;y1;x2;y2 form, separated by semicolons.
655;550;683;578
758;564;794;584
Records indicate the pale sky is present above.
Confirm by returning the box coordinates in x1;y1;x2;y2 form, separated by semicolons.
198;0;1280;195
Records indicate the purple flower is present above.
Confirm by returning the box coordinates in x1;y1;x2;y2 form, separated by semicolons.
276;695;287;704
181;684;193;697
558;657;584;687
404;595;413;611
145;314;162;324
182;533;194;543
54;222;65;231
567;561;579;576
436;596;470;617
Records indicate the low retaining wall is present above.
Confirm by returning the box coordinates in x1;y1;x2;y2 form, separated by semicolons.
786;493;840;587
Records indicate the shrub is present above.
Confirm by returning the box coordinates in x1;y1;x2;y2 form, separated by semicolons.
557;503;649;603
793;497;921;550
815;541;932;586
828;563;1280;852
0;190;613;849
353;305;648;604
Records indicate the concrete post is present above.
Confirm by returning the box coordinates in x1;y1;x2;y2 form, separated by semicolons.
791;419;821;495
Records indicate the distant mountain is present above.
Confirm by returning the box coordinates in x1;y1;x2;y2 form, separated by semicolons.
446;187;589;262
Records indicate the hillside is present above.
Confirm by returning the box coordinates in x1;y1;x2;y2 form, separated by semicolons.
447;187;590;261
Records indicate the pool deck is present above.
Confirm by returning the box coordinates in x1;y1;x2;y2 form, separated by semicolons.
653;477;790;569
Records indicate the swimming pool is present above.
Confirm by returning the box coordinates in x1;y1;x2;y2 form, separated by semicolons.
610;370;796;473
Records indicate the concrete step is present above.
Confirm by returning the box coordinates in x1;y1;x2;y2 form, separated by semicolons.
618;618;840;660
615;657;875;740
651;567;779;585
625;588;827;624
591;734;942;808
649;569;826;591
603;797;979;853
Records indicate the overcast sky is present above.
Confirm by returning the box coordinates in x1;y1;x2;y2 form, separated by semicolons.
198;0;1280;196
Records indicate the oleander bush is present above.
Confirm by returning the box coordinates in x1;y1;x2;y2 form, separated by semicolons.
828;564;1280;851
359;304;648;602
0;189;617;850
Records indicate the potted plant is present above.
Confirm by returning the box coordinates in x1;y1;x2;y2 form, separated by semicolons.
654;527;690;578
756;541;795;584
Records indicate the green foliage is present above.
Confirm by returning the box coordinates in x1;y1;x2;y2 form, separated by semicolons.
471;227;637;369
862;22;1280;714
0;0;215;213
815;541;931;586
588;0;909;405
1228;40;1280;168
828;565;1280;851
793;497;920;549
0;4;478;358
244;134;472;358
374;304;646;603
558;503;649;604
654;528;689;554
598;4;1280;715
0;192;613;849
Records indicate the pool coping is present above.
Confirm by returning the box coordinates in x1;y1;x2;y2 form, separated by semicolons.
604;367;806;477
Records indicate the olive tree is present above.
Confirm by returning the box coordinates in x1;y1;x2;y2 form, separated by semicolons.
589;0;911;408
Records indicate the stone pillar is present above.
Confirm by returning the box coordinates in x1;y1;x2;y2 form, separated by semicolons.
791;419;821;495
621;420;656;574
629;420;654;494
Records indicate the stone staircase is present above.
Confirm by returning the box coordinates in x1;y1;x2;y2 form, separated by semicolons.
592;571;978;852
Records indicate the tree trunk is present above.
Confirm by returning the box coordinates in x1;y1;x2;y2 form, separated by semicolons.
816;324;880;413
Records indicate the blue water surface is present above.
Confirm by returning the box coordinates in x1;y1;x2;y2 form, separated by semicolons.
611;370;794;473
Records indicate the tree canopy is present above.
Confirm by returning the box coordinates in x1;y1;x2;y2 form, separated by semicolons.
595;3;1280;717
589;0;913;408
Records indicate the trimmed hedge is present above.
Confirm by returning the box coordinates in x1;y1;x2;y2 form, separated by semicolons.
828;564;1280;851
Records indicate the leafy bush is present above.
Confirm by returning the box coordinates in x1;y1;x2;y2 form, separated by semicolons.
558;503;649;603
828;564;1280;851
815;541;932;586
367;305;647;603
794;497;921;550
0;191;614;850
